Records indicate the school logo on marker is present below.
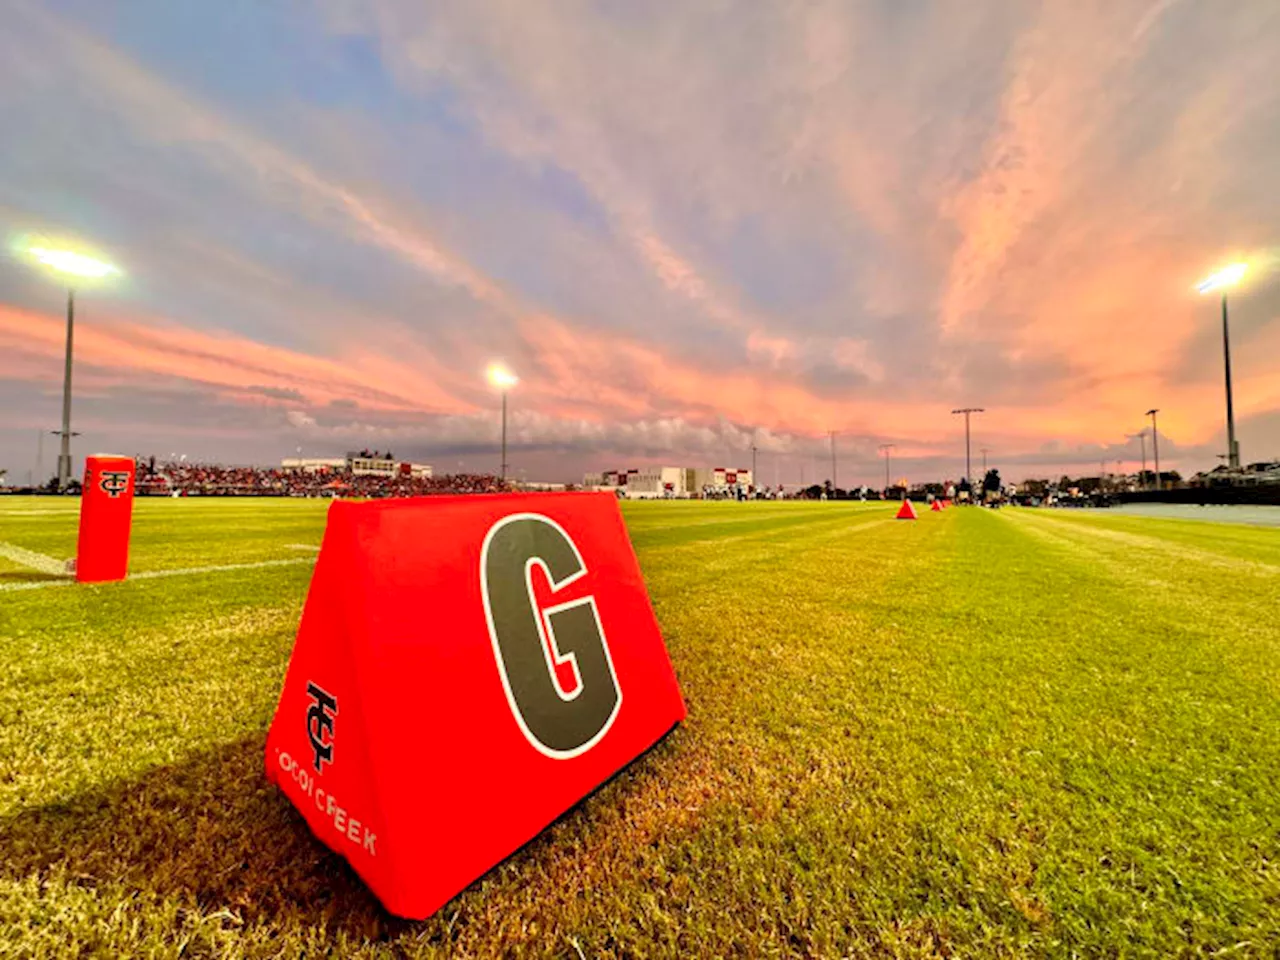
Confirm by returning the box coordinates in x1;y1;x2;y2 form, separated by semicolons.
306;682;338;773
99;471;130;497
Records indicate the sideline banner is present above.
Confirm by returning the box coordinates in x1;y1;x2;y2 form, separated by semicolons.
76;454;136;583
265;492;685;919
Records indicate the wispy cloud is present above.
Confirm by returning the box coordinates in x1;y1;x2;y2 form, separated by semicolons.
1;0;1278;480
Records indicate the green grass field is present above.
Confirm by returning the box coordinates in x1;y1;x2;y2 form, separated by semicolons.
1;497;1278;958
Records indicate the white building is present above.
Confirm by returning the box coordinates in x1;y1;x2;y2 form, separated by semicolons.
619;466;688;498
691;467;753;491
281;457;346;473
584;465;756;498
348;456;433;479
283;454;433;479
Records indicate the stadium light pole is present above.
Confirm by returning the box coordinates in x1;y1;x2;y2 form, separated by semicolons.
1128;431;1147;488
18;242;122;490
1146;408;1160;491
1197;262;1247;470
486;363;518;482
878;443;895;494
951;408;984;488
829;430;837;490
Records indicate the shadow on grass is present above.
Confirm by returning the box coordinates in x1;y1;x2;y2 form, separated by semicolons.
0;735;414;943
0;727;685;949
0;571;69;584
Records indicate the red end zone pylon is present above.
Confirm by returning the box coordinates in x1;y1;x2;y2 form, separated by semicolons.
265;492;686;919
77;455;136;582
930;500;942;512
895;499;917;520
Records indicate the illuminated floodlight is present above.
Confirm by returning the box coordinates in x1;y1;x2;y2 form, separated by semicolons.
1196;262;1247;294
486;363;519;390
26;244;121;279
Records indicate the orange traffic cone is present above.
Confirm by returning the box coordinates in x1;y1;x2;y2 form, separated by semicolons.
931;500;942;512
896;499;917;520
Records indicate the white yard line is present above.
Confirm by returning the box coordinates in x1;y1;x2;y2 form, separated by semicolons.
0;556;314;593
131;557;315;579
0;541;69;576
285;543;321;551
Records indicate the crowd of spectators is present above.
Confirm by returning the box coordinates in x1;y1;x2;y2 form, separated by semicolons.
134;459;512;498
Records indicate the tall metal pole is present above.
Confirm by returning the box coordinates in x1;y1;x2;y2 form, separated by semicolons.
1129;432;1146;488
751;443;757;490
965;417;972;484
1222;294;1239;469
951;408;984;489
56;288;75;490
878;442;895;494
1147;409;1160;491
500;390;508;482
829;431;837;490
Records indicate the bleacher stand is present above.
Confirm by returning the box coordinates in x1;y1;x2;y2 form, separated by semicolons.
134;459;512;498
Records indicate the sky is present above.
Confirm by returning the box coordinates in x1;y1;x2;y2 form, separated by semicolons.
1;0;1278;487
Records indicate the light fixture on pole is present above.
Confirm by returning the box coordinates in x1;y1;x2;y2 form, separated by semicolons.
1146;409;1160;491
878;443;895;493
951;407;985;488
17;239;122;490
485;363;518;483
1197;262;1247;470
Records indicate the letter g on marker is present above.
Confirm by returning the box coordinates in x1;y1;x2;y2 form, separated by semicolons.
480;513;622;759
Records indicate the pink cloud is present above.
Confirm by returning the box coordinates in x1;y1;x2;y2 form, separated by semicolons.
0;304;470;415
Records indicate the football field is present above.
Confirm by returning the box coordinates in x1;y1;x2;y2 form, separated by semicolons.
1;497;1278;957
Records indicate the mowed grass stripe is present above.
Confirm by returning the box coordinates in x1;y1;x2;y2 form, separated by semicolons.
1010;508;1280;575
1014;507;1280;568
997;508;1280;702
1003;509;1280;631
911;511;1280;948
631;503;892;554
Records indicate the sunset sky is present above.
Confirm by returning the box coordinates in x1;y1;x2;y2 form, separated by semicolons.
2;0;1278;486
